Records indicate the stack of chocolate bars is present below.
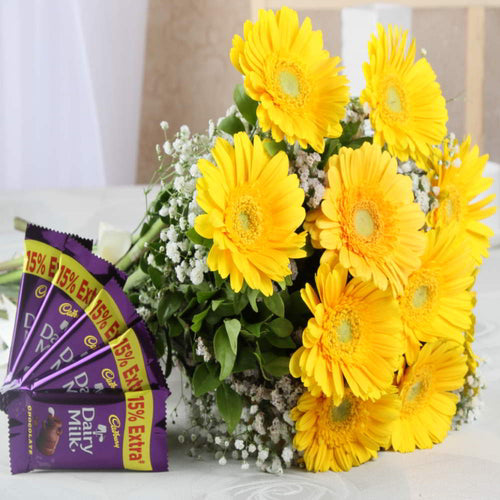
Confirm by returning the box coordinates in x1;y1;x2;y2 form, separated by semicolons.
0;225;169;474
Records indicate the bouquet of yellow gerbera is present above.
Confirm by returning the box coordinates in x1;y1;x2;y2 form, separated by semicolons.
3;6;494;474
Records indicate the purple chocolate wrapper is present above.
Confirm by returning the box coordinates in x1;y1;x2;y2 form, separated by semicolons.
20;279;141;387
6;238;128;386
6;224;92;377
6;387;169;474
28;321;166;394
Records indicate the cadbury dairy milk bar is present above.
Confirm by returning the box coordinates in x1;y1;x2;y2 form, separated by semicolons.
20;279;141;387
6;224;92;377
27;322;165;394
5;237;127;386
5;387;169;473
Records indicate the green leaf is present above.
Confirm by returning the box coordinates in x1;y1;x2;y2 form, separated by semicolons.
216;383;243;434
269;317;293;338
191;308;209;333
233;84;258;126
192;363;220;396
139;252;149;274
158;292;184;325
265;333;296;349
224;319;241;355
263;354;290;377
166;317;184;338
243;321;262;337
339;120;361;145
263;139;287;157
232;292;249;314
247;288;260;312
319;138;340;168
253;349;271;381
348;136;373;149
186;227;211;247
140;218;152;237
218;115;245;135
264;293;285;317
211;299;225;311
196;290;217;303
233;346;258;372
214;326;236;380
149;266;164;289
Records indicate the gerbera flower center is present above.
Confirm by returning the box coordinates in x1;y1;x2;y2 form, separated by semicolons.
438;187;463;225
320;393;366;447
386;85;403;113
412;285;429;308
330;397;352;423
400;269;438;328
271;59;309;108
380;77;408;123
322;307;361;358
279;70;300;97
226;192;264;248
347;199;385;248
354;208;376;238
401;372;431;416
338;319;353;343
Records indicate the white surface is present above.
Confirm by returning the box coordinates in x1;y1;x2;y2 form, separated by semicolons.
0;186;499;500
0;0;147;189
341;4;412;96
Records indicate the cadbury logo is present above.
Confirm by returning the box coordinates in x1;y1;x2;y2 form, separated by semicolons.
35;284;47;299
84;335;98;350
101;368;118;389
59;303;79;318
108;415;121;449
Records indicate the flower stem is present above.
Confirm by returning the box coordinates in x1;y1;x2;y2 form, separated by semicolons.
116;218;166;272
0;270;22;286
14;217;28;232
0;256;23;273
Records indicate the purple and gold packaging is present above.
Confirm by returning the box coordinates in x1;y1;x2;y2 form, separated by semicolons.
1;223;170;474
20;279;141;386
29;322;165;394
6;225;92;377
5;237;127;385
6;388;169;473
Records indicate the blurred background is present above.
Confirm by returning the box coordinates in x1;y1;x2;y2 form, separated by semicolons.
0;0;499;189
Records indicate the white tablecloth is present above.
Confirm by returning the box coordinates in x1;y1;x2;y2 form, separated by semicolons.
0;186;499;500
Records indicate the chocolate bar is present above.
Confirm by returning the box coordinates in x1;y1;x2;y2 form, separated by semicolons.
1;223;170;475
6;387;169;473
19;279;141;387
5;238;127;386
28;322;165;394
6;225;92;377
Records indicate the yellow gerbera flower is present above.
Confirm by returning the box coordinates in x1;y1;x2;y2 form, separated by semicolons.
230;6;349;153
429;136;496;265
194;132;306;296
399;226;475;364
391;340;467;453
361;24;448;165
290;262;402;404
291;388;400;472
305;142;426;296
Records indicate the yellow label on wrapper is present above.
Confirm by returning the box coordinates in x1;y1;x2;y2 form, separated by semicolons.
24;240;61;282
52;253;102;309
109;328;150;392
85;288;127;343
123;391;153;471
